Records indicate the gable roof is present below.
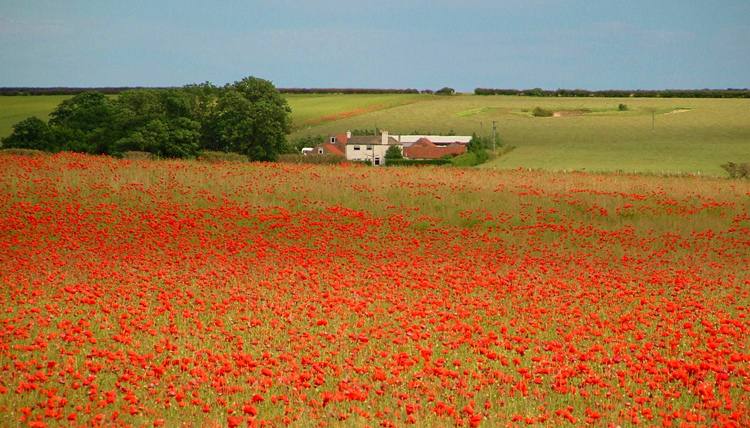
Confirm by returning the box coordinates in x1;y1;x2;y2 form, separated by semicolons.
314;143;345;156
411;138;436;148
331;134;348;152
333;134;348;144
346;135;399;145
403;144;467;160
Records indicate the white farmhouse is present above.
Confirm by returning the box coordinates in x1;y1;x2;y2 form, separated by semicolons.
345;131;400;166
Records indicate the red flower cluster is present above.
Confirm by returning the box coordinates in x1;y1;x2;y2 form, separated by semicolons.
0;153;748;427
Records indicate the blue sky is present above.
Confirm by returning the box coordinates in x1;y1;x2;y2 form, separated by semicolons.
1;1;748;92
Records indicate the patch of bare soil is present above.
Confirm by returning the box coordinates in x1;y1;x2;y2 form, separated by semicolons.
552;110;586;117
663;109;689;115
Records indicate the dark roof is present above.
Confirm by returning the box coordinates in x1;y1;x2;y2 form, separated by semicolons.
346;135;400;145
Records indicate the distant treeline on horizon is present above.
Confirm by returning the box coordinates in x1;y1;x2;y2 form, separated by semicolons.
0;87;167;96
1;86;748;98
474;88;750;98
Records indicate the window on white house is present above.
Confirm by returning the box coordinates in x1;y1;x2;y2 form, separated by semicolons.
330;137;335;143
366;145;373;150
353;146;360;151
318;149;323;154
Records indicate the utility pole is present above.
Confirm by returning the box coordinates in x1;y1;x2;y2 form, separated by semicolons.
645;108;656;136
480;122;483;140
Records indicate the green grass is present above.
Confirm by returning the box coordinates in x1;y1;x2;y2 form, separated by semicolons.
3;94;749;176
0;95;71;138
284;93;429;125
289;95;750;176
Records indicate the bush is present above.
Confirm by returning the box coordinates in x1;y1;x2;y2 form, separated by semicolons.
385;144;403;160
122;151;155;161
1;116;52;151
198;151;250;163
720;162;750;179
386;158;452;167
532;107;553;117
449;152;479;167
618;103;628;111
277;153;346;164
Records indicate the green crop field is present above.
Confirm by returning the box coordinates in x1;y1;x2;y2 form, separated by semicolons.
2;93;749;176
0;95;71;139
284;93;427;125
289;95;750;176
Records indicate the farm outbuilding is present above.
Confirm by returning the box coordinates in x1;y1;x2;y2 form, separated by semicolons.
308;131;472;165
402;137;467;160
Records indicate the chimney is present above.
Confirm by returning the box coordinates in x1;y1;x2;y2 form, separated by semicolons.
346;130;351;139
381;130;388;145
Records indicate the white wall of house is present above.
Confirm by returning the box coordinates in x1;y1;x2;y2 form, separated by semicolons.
345;143;390;166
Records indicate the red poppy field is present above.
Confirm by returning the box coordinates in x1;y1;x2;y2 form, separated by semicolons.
1;153;749;428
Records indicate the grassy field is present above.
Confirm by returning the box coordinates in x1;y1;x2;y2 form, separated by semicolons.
1;152;749;427
0;95;71;139
2;93;748;175
284;93;427;126
289;95;750;176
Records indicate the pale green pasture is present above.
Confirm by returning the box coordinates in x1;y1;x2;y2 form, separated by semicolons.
3;94;748;175
0;95;71;138
291;95;750;176
284;93;428;124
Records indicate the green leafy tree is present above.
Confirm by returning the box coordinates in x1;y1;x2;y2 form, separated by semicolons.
114;88;201;158
528;88;544;97
1;116;52;151
385;144;403;160
208;89;255;154
114;118;200;158
183;82;221;151
207;77;292;161
289;134;327;153
467;133;489;163
48;91;122;153
3;76;292;160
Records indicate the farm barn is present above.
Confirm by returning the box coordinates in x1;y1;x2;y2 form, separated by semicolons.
309;131;472;165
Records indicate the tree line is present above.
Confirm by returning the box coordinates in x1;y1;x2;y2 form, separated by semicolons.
4;86;748;98
1;77;292;161
277;88;422;95
474;88;750;98
0;87;426;96
0;87;163;96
